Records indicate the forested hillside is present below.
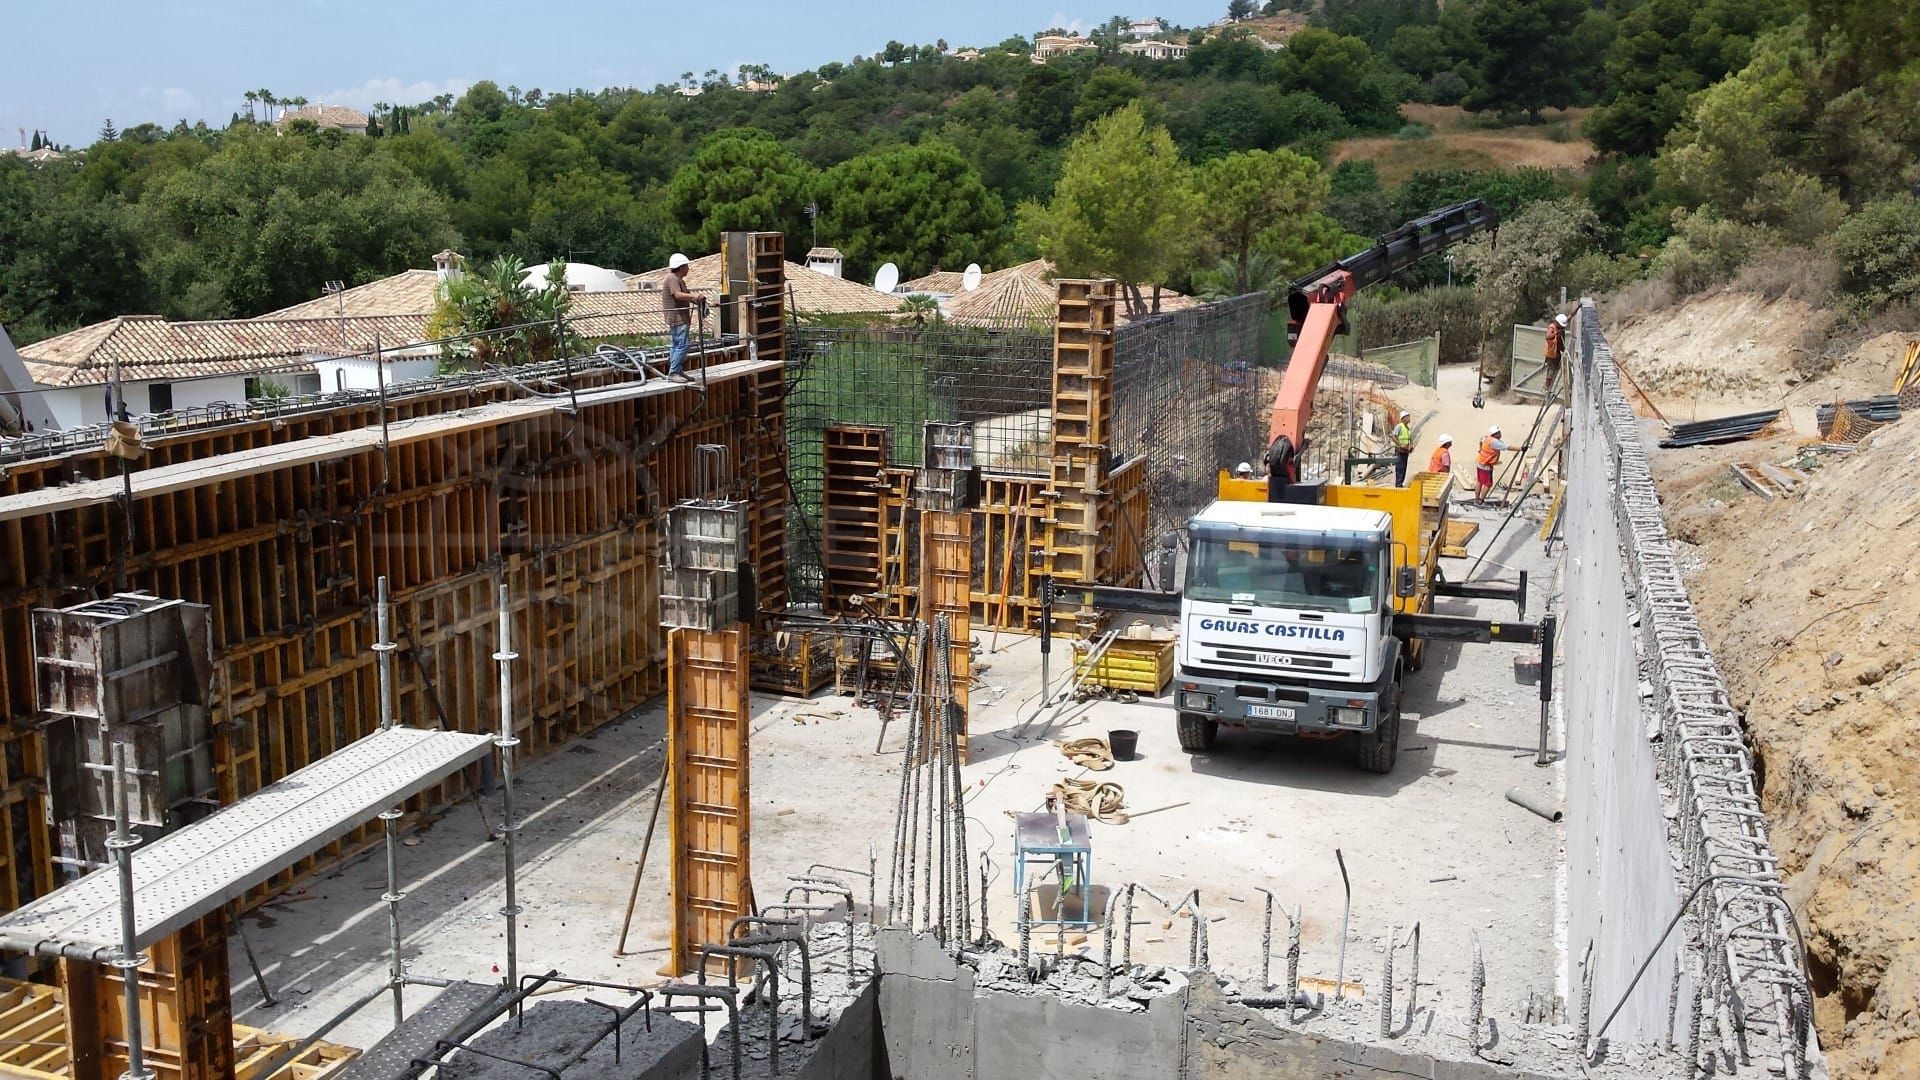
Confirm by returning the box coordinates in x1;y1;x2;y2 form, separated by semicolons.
1;0;1914;350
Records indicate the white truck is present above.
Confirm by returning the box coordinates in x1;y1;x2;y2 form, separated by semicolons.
1171;498;1407;772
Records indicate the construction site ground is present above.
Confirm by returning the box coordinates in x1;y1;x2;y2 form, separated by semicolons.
228;509;1569;1062
1615;289;1920;1079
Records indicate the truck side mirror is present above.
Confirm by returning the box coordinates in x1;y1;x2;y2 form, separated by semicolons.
1396;566;1417;598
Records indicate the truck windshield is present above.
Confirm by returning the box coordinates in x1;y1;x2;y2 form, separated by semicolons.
1185;537;1382;614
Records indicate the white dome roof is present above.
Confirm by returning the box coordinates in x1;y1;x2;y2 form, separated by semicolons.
521;261;628;294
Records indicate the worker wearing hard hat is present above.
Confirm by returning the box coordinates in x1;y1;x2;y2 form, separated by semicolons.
1391;410;1415;486
1543;312;1570;398
1475;425;1524;505
1234;461;1255;479
662;253;708;382
1428;434;1453;476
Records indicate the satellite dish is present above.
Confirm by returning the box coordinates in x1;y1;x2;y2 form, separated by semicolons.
873;262;900;294
962;263;982;292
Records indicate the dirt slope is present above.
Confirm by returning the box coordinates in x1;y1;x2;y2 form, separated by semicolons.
1650;324;1918;1075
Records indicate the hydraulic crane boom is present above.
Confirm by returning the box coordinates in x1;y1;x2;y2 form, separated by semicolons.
1265;199;1499;485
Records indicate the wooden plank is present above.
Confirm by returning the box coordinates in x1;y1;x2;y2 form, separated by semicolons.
920;510;973;761
666;626;751;977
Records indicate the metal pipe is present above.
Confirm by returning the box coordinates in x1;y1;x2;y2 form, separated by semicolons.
494;582;522;1012
1505;787;1563;822
1535;613;1557;766
1334;849;1351;1000
614;756;669;956
108;743;154;1080
375;576;397;731
381;806;406;1027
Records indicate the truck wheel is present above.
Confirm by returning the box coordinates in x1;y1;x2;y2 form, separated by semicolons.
1177;713;1217;753
1356;701;1401;774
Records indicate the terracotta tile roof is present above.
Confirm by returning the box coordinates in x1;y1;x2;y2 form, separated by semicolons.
632;253;904;317
276;105;369;131
257;271;444;319
942;259;1198;327
18;315;419;388
900;270;968;294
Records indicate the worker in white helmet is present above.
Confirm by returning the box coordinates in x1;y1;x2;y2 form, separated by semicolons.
1544;311;1570;398
1428;433;1453;476
662;253;707;382
1234;461;1254;479
1475;424;1524;505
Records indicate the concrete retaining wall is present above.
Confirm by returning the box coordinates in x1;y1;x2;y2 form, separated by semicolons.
1563;304;1816;1073
1562;308;1690;1040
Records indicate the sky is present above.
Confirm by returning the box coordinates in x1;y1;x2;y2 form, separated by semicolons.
0;0;1227;148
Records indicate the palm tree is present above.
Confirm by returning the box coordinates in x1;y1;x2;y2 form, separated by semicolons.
428;256;575;367
243;91;257;123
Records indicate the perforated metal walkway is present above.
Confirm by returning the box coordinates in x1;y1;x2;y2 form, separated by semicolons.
0;726;492;962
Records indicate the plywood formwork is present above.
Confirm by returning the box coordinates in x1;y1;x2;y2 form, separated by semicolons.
665;626;750;977
62;913;232;1080
820;424;889;614
0;344;781;920
918;510;973;760
1043;279;1118;636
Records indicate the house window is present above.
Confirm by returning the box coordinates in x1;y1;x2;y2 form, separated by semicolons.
147;382;174;414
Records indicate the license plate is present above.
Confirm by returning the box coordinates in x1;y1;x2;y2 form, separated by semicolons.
1247;704;1296;721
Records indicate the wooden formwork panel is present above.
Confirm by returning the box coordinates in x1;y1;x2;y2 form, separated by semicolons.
1043;280;1118;635
666;627;751;977
821;424;890;614
69;912;234;1080
919;511;973;760
970;474;1046;631
878;469;917;620
0;349;768;921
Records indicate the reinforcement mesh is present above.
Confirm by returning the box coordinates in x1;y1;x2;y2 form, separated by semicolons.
784;296;1272;604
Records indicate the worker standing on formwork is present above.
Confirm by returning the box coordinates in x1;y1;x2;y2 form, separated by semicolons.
663;253;707;383
1475;425;1522;506
1391;410;1415;486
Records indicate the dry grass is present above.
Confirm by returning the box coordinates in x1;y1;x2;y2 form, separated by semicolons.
1333;105;1595;185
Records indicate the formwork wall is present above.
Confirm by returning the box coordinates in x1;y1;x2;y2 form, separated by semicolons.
1564;303;1813;1070
0;344;773;918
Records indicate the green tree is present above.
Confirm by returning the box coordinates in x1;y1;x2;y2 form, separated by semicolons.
1017;63;1080;146
664;130;816;252
1456;198;1600;321
1464;0;1589;121
1195;149;1327;294
0;159;153;341
1274;28;1397;128
98;119;118;142
816;141;1008;281
1832;195;1920;312
1073;69;1149;130
515;168;667;272
1585;0;1787;156
426;255;574;367
1017;104;1197;315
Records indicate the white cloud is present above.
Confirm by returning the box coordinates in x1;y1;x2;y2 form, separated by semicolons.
160;88;197;114
319;76;473;111
1045;12;1090;34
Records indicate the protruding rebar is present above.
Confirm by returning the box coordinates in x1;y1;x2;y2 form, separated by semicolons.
494;583;522;1013
1380;923;1396;1039
1577;939;1595;1051
1401;922;1420;1035
1254;887;1275;991
977;851;991;945
109;743;155;1080
1334;849;1351;1000
1286;904;1302;1023
1468;931;1485;1057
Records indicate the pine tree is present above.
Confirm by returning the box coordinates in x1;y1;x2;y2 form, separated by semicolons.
29;130;42;151
98;118;118;142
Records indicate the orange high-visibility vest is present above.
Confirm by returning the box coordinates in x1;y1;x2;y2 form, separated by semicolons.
1429;446;1451;472
1477;437;1500;467
1544;322;1564;360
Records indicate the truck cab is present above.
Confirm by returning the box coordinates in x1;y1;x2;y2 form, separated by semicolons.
1169;472;1446;774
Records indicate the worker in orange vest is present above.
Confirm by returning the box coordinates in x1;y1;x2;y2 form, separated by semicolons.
1428;433;1453;476
1476;425;1522;505
1544;312;1568;398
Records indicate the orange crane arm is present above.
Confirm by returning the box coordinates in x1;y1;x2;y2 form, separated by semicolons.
1259;199;1500;488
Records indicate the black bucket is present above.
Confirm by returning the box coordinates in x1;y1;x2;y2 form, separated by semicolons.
1109;729;1139;762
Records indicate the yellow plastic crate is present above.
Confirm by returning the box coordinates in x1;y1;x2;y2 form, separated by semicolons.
1074;635;1175;695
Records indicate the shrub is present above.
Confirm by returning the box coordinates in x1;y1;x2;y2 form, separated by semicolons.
1563;251;1644;298
1345;285;1498;367
1395;123;1432;141
1730;246;1838;305
1427;72;1470;107
1655;211;1773;295
1832;195;1920;313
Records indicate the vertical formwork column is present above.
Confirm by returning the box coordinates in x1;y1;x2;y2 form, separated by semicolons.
1044;280;1117;636
665;626;751;976
821;424;890;614
85;913;236;1080
723;230;790;619
918;510;973;760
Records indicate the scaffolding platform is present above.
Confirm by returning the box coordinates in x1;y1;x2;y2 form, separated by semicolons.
0;726;492;962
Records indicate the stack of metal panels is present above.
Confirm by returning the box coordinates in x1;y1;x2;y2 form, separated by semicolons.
1657;409;1784;448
